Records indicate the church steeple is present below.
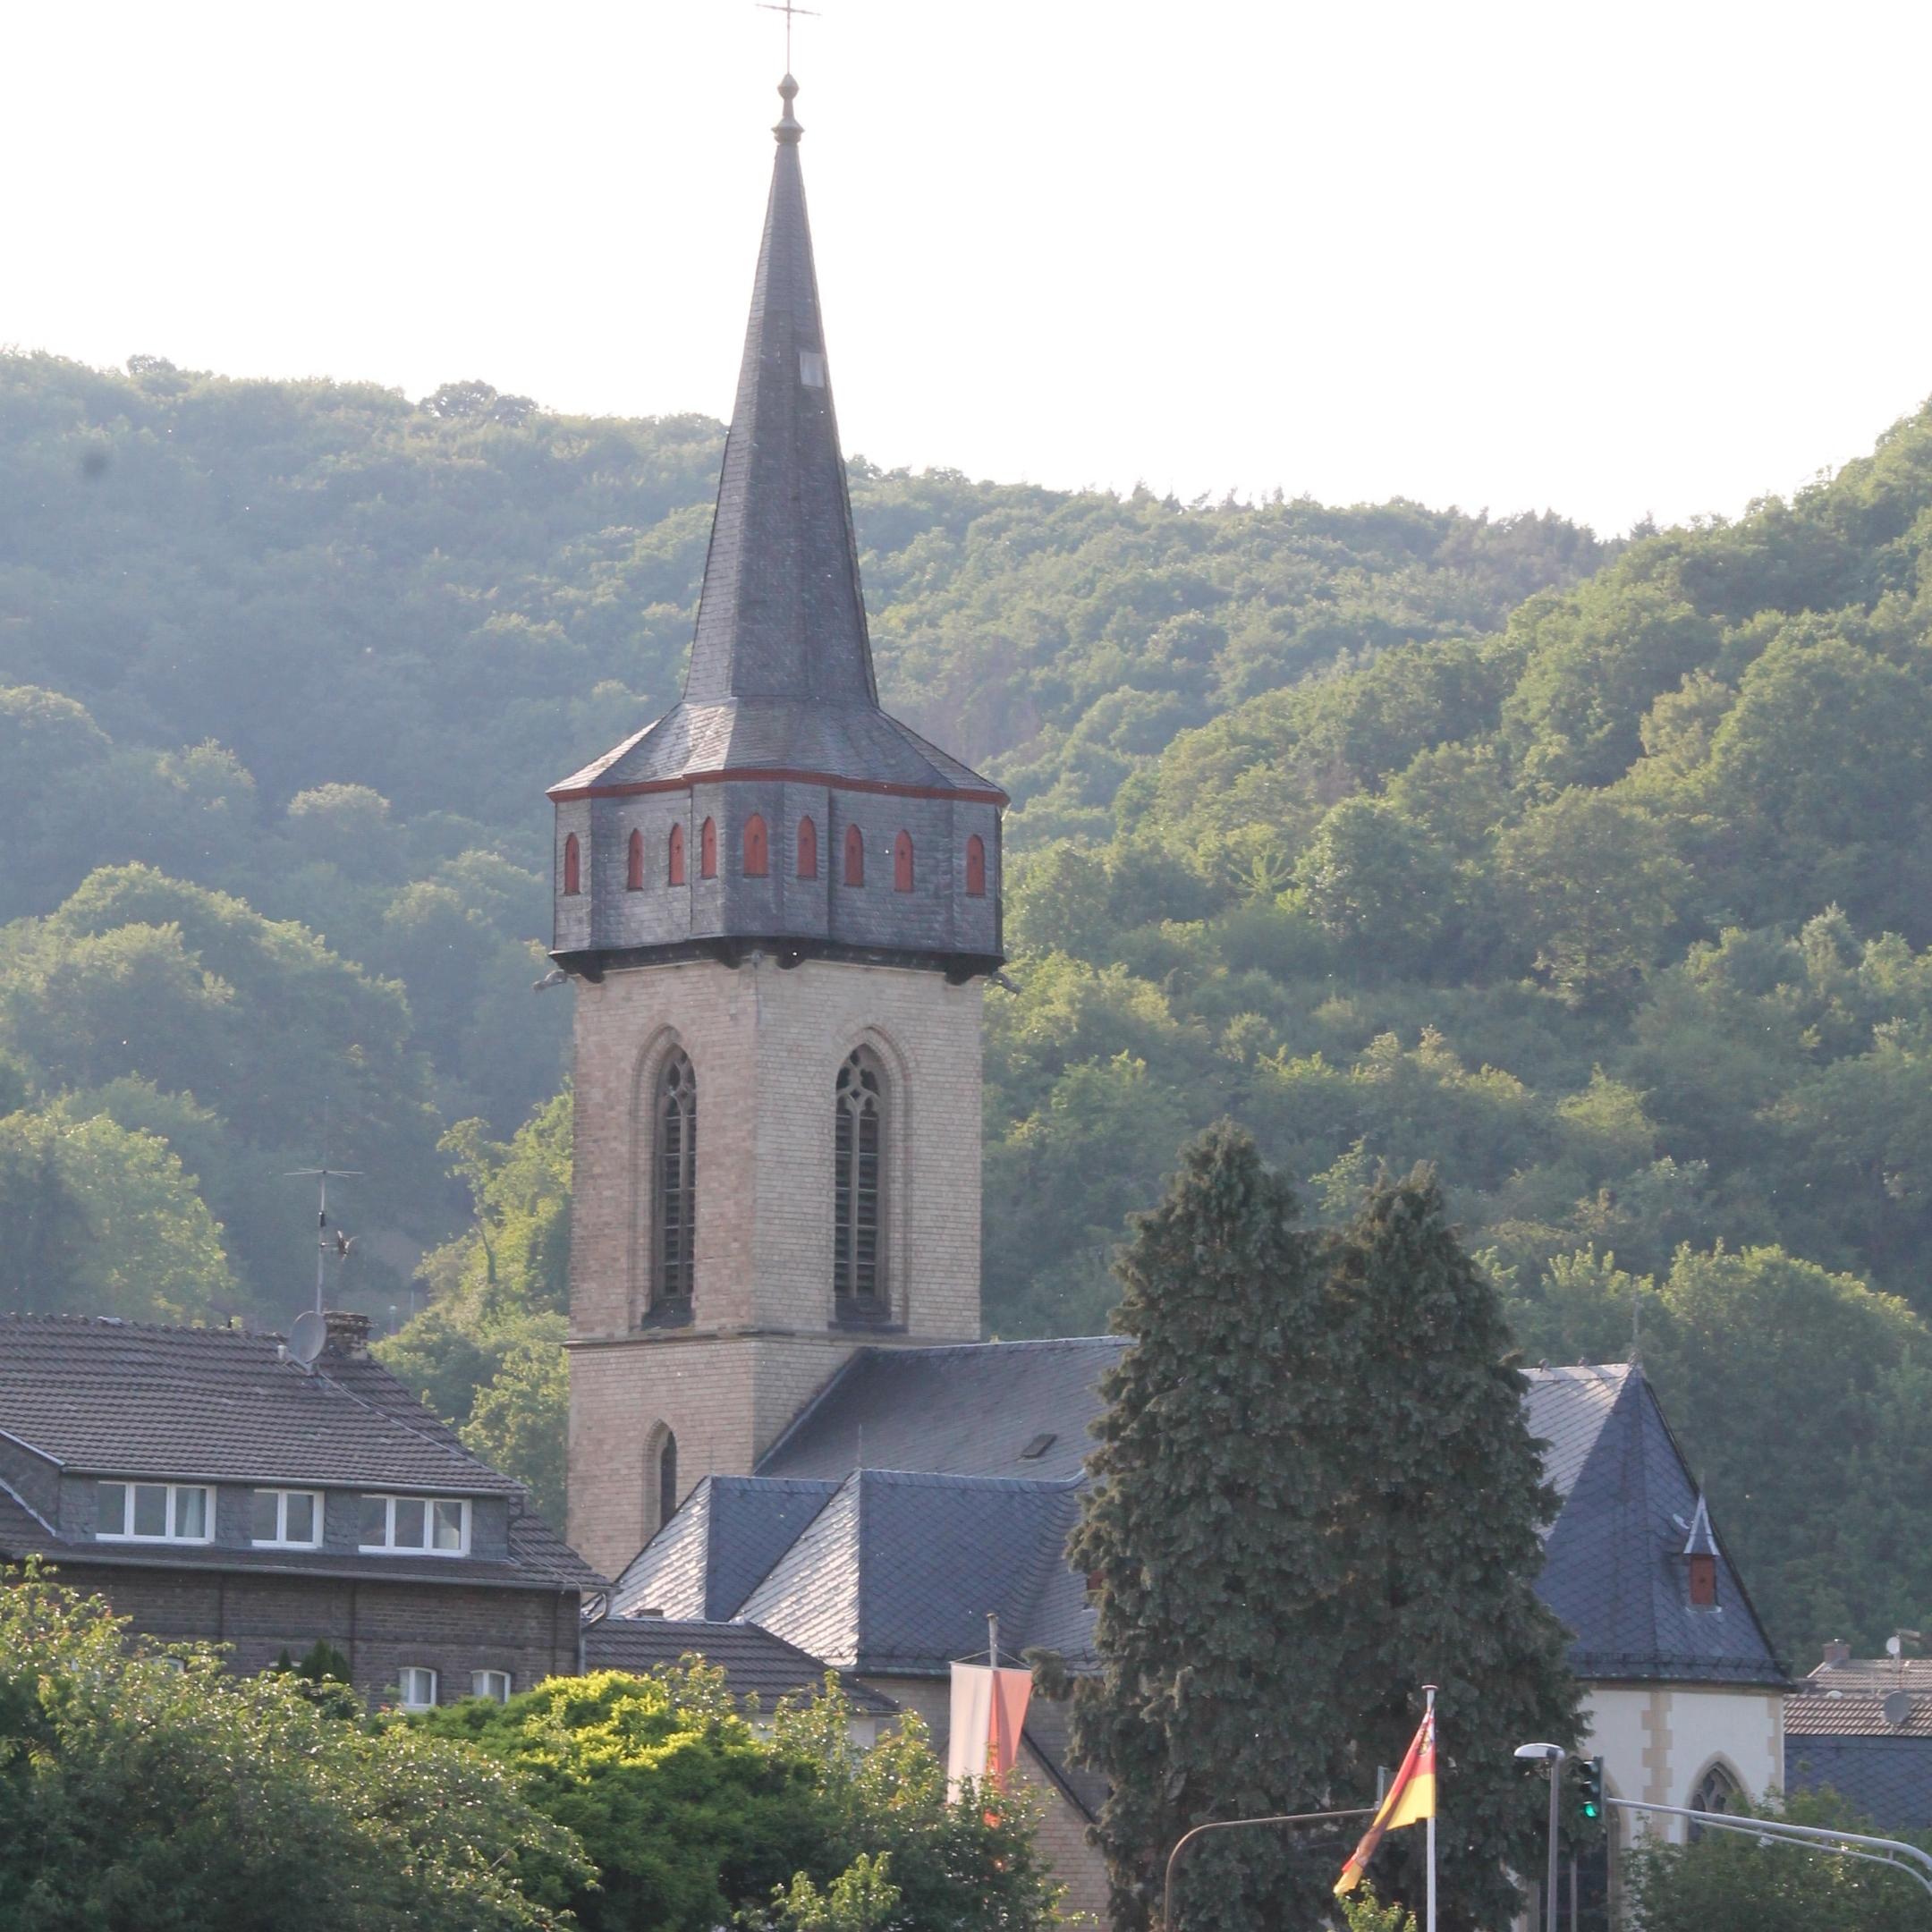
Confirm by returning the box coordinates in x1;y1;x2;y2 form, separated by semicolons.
686;75;877;707
558;72;996;1581
548;75;1004;983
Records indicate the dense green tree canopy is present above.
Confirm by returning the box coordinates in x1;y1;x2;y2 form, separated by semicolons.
0;1566;586;1932
420;1665;1058;1932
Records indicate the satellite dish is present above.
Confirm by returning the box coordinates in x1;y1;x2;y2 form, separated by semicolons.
1888;1634;1903;1658
1885;1690;1912;1729
289;1310;326;1367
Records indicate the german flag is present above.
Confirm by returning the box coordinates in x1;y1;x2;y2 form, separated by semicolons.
1335;1709;1436;1895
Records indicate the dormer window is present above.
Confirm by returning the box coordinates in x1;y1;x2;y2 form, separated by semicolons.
360;1495;470;1555
97;1479;212;1544
1682;1493;1719;1608
252;1487;323;1548
799;350;826;387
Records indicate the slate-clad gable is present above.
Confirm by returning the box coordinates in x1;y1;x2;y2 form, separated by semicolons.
609;1475;838;1621
1531;1364;1783;1686
733;1469;1083;1674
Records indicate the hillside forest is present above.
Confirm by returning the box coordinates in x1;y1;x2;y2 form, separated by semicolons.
6;347;1932;1662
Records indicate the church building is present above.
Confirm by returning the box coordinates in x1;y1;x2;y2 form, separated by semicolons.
553;76;1787;1928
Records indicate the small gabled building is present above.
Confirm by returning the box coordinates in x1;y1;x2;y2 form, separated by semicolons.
0;1311;603;1709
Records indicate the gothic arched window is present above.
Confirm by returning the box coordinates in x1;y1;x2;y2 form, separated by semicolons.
743;814;769;877
700;818;717;879
844;826;865;887
1687;1762;1741;1842
894;831;914;893
797;816;818;878
657;1430;679;1529
965;834;987;898
668;823;686;886
655;1049;697;1309
627;828;645;891
562;833;581;897
834;1048;886;1319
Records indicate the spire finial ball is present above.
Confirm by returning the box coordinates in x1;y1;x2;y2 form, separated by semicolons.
774;72;803;144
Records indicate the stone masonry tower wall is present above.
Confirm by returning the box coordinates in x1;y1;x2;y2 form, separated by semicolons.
566;956;983;1577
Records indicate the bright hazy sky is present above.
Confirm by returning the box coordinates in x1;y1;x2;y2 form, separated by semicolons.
7;0;1928;535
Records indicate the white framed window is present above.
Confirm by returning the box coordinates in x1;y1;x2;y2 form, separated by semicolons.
96;1480;213;1544
397;1666;438;1711
471;1669;513;1703
358;1495;470;1555
250;1487;323;1548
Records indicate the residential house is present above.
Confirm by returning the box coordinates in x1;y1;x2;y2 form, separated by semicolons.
0;1309;601;1709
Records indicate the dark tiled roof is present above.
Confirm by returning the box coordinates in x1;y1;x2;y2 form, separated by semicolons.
1529;1365;1784;1687
508;1510;609;1592
0;1315;522;1494
735;1470;1083;1675
623;1344;1779;1695
1784;1735;1932;1834
609;1475;837;1620
758;1339;1128;1485
582;1614;897;1716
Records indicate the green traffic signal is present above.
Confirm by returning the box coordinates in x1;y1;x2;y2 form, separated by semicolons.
1574;1756;1606;1825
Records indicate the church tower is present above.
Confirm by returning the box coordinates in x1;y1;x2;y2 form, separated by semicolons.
553;75;1005;1580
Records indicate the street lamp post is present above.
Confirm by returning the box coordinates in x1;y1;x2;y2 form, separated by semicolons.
1160;1807;1375;1931
1513;1742;1564;1932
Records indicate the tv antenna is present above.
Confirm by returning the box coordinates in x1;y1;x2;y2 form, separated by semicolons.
284;1105;360;1318
755;0;819;72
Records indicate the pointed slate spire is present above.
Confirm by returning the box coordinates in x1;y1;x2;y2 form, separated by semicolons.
685;74;877;707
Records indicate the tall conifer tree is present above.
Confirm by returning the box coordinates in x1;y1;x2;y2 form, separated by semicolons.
1066;1123;1356;1932
1326;1168;1582;1932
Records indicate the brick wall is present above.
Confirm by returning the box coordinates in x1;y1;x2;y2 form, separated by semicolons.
53;1560;580;1707
568;954;985;1578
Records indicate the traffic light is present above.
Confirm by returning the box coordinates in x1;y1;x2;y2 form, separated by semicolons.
1574;1756;1606;1826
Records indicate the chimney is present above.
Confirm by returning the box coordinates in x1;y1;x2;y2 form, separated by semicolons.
322;1309;370;1358
1822;1640;1852;1668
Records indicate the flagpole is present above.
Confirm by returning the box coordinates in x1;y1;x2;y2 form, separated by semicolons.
1421;1684;1437;1932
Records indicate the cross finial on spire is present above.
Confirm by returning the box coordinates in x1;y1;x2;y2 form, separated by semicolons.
756;0;819;76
